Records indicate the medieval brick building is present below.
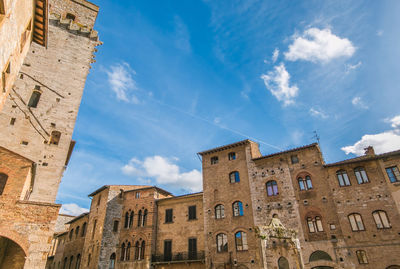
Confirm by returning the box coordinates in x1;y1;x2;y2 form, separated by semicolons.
47;140;400;269
0;0;100;268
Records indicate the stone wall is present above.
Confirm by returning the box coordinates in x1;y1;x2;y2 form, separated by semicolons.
0;0;34;110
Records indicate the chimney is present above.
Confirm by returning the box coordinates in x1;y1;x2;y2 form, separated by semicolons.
364;146;375;156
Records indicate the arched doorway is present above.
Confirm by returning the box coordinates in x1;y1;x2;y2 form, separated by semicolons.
0;236;26;269
278;256;290;269
387;266;400;269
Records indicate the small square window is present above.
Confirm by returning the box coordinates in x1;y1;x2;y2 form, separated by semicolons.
291;155;299;164
211;156;218;165
330;224;336;230
228;152;236;160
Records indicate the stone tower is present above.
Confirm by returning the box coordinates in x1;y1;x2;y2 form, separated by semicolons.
0;0;100;203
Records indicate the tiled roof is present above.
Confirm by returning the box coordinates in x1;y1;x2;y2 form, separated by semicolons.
198;140;251;155
157;192;203;202
325;149;400;167
252;143;318;161
66;212;89;224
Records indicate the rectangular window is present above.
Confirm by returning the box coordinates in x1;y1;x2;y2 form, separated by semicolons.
188;205;196;220
210;156;218;165
228;152;236;160
163;240;172;261
291;155;299;164
188;238;197;260
135;192;140;199
165;209;173;223
386;166;400;183
2;61;10;92
113;220;119;232
92;220;97;239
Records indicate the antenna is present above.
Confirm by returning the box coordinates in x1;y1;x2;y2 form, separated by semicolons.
312;131;320;144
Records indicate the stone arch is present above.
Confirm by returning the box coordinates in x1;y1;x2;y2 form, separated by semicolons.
0;236;27;269
386;266;400;269
0;228;29;256
309;251;333;262
278;256;289;269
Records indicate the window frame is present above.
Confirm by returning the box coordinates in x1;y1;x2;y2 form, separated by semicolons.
385;166;400;183
337;170;351;187
215;204;225;219
210;156;218;165
298;176;313;191
27;88;42;108
354;167;369;184
229;171;240;183
216;233;228;253
235;231;248;251
228;152;236;160
165;208;173;223
188;205;197;220
372;210;391;229
266;180;279;196
348;213;365;232
356;250;368;264
306;216;324;233
232;201;244;217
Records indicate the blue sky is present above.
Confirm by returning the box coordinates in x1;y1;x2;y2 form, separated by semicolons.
58;0;400;215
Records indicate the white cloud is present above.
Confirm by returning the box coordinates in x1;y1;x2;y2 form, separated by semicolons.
106;62;138;102
352;96;368;109
122;156;202;192
377;30;384;36
342;115;400;156
260;63;298;106
386;115;400;129
272;48;279;63
284;28;356;63
60;203;88;216
291;130;304;144
174;16;191;53
345;61;362;73
309;107;328;119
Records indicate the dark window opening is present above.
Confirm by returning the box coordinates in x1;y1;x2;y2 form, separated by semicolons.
164;240;172;261
229;171;240;183
113;220;119;232
165;209;173;223
228;152;236;160
65;13;76;21
210;156;218;165
27;88;41;108
188;238;197;259
49;131;61;145
10;118;15;125
188;205;196;220
0;173;8;195
291;155;299;164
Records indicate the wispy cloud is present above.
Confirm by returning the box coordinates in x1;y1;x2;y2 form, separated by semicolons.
351;96;368;109
60;203;88;216
174;16;191;53
106;62;138;103
284;28;356;63
260;63;298;106
376;30;384;36
309;107;328;119
122;156;202;192
342;115;400;156
345;61;362;73
272;48;279;63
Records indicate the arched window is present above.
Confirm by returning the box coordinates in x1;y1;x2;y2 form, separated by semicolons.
63;257;67;269
28;89;41;108
137;210;142;227
337;170;351;186
229;171;240;183
215;204;225;219
75;254;81;269
348;213;365;231
49;131;61;145
69;256;74;269
307;216;323;233
298;176;312;190
356;250;368;264
120;243;126;261
266;180;278;196
129;211;134;228
140;241;145;260
354;167;369;184
309;251;332;262
0;173;8;195
142;209;148;227
69;229;74;240
232;201;243;217
124;212;129;228
126;242;131;261
134;241;140;260
75;226;80;239
81;222;86;237
216;233;228;252
109;253;116;269
372;210;391;229
235;231;248;251
278;257;289;269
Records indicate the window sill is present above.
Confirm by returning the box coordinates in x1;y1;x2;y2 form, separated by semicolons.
188;218;197;221
392;182;400;186
164;222;174;224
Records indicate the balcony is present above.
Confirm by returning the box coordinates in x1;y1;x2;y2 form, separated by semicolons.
152;251;205;264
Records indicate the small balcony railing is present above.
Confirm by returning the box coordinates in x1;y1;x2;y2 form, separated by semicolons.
152;251;205;263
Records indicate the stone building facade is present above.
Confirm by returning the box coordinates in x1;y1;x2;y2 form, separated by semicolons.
0;0;100;268
48;140;400;269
